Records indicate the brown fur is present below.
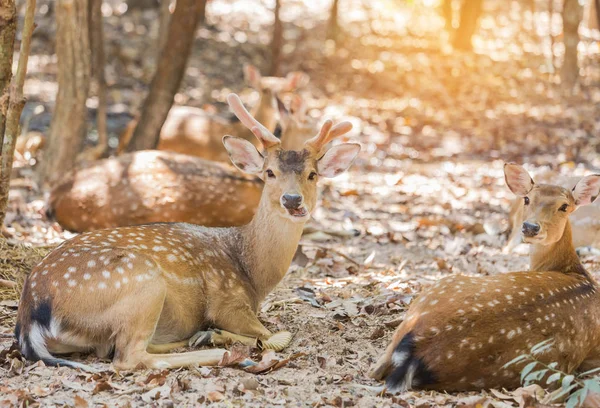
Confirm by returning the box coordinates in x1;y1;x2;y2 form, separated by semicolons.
506;175;600;251
371;175;600;392
49;151;263;232
17;97;357;371
51;97;318;234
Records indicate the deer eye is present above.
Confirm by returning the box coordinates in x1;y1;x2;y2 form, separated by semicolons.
266;169;275;179
524;197;530;205
308;171;317;181
559;203;568;212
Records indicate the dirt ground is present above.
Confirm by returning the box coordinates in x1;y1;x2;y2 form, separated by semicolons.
2;0;600;406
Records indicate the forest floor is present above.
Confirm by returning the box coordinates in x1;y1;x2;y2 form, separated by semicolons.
2;0;600;406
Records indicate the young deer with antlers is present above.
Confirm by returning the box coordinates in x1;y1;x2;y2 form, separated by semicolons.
16;94;359;371
117;65;309;161
49;95;319;232
370;163;600;392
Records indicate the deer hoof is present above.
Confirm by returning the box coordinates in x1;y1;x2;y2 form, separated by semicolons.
258;331;293;351
189;331;213;347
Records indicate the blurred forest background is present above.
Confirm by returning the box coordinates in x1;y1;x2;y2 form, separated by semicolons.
2;0;600;406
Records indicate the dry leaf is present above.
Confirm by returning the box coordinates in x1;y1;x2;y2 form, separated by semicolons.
92;381;113;395
207;391;225;402
73;395;89;408
219;344;251;367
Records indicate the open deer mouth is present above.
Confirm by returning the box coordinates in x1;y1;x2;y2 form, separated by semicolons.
523;234;546;243
287;206;309;218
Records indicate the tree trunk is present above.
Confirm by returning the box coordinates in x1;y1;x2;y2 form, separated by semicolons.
39;0;90;187
125;0;205;152
441;0;453;30
452;0;483;50
270;0;282;76
78;0;107;161
327;0;340;41
156;0;172;61
0;0;17;142
199;0;207;25
126;0;158;11
561;0;583;89
0;0;36;227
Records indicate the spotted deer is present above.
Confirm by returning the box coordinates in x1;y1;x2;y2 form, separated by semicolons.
117;64;309;161
16;93;360;371
276;94;317;151
370;163;600;392
49;96;319;233
505;171;600;252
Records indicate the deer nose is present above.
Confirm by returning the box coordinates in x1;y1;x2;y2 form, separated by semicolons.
522;221;541;237
282;194;302;210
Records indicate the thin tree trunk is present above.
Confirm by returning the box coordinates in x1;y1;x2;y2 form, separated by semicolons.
0;0;17;143
327;0;340;42
561;0;583;89
125;0;205;152
39;0;91;187
126;0;158;11
549;0;555;71
270;0;282;76
442;0;452;30
79;0;107;161
156;0;171;62
0;0;36;227
199;0;207;25
452;0;483;50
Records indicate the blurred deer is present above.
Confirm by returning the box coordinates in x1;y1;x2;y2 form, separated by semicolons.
276;94;317;151
370;163;600;392
16;93;360;371
49;96;318;232
117;64;309;161
505;171;600;252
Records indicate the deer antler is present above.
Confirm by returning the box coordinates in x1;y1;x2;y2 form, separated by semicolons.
305;120;353;153
227;93;281;149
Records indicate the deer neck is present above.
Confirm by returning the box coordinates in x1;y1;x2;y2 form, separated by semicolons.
529;220;586;276
239;194;305;301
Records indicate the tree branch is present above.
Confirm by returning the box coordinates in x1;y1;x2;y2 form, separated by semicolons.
0;0;17;146
0;0;36;227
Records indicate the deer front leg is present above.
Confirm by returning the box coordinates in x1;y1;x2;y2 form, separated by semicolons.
190;303;293;351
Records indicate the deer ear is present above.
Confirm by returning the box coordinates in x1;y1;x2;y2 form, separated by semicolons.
223;136;264;174
283;72;309;91
243;64;263;90
572;175;600;207
317;143;360;178
504;163;534;197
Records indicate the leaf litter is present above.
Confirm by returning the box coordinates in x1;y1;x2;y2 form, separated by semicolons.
2;0;600;406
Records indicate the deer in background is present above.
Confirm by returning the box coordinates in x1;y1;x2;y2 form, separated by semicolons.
505;171;600;252
276;93;317;151
49;95;319;232
16;93;360;371
117;64;309;161
370;163;600;392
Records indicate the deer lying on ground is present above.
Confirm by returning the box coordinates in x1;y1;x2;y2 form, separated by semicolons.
117;64;309;161
16;93;360;371
370;163;600;392
505;171;600;252
49;96;318;232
